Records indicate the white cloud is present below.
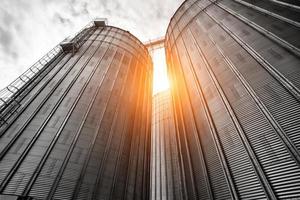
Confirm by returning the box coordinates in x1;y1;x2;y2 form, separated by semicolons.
0;0;183;89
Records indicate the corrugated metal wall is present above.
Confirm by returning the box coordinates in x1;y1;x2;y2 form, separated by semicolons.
165;0;300;199
0;22;152;200
150;90;184;200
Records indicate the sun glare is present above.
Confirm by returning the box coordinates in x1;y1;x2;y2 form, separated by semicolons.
151;48;170;95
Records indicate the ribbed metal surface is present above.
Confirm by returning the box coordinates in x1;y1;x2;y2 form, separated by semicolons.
0;22;152;200
165;0;300;199
150;90;184;200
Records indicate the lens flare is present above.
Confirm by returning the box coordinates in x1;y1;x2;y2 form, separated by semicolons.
152;48;170;95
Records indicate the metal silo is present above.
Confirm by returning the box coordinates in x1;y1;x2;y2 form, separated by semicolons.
165;0;300;199
0;20;152;200
150;90;184;200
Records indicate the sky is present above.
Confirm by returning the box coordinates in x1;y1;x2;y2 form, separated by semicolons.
0;0;182;90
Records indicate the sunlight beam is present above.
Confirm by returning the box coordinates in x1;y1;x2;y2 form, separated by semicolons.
151;48;170;95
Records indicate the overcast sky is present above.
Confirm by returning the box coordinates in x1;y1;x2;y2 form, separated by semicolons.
0;0;182;89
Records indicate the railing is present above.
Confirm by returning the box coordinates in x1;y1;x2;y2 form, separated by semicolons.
71;21;95;45
64;18;107;49
0;45;62;109
0;18;107;111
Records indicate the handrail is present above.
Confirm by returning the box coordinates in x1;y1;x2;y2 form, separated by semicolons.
70;21;96;45
0;45;62;109
0;19;104;110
